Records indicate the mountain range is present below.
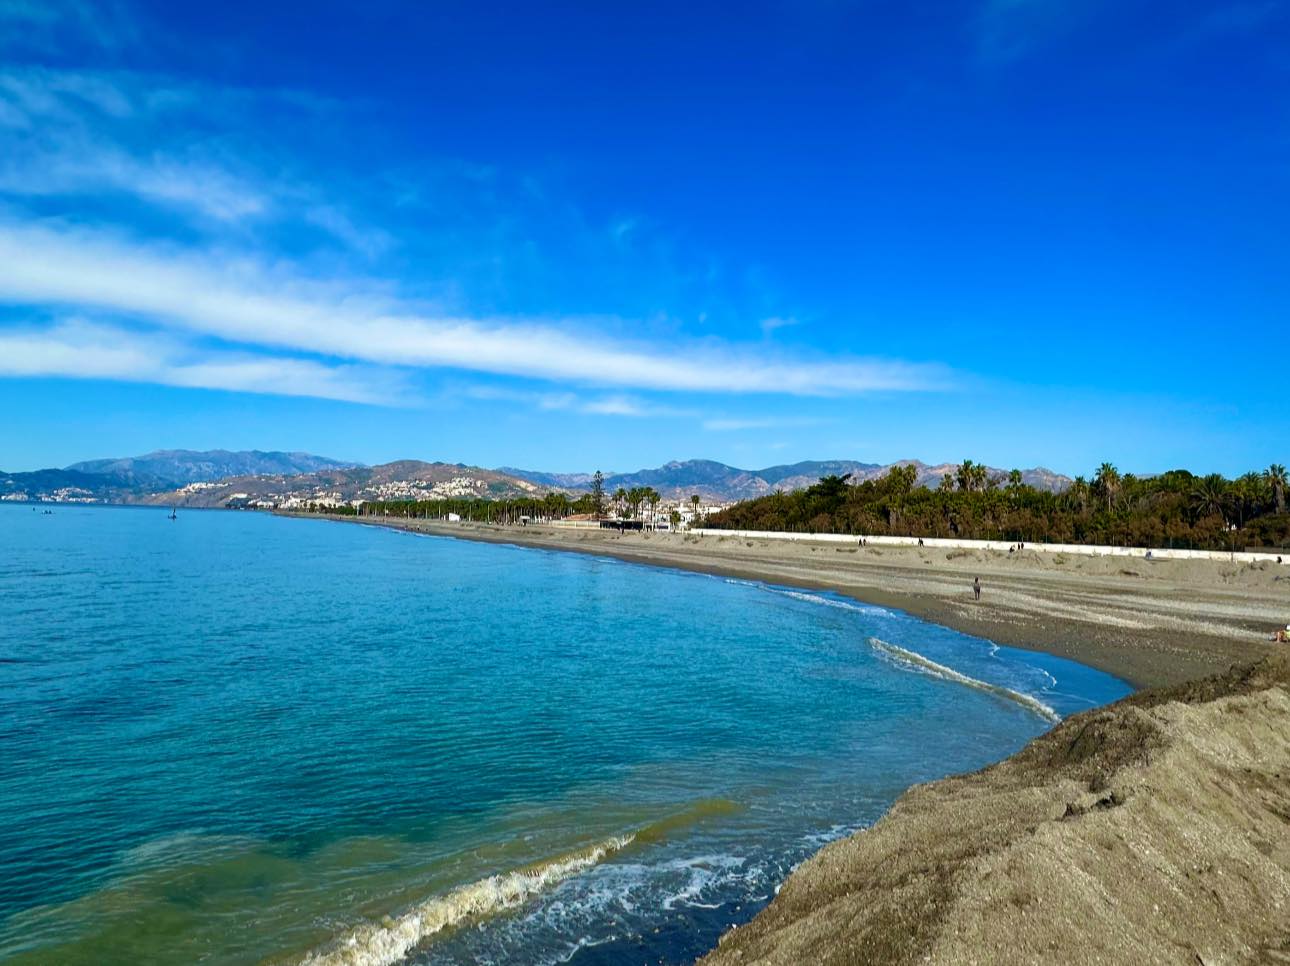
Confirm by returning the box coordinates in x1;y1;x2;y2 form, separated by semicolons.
67;449;357;486
503;459;1070;501
138;461;544;509
0;450;1072;506
0;450;358;503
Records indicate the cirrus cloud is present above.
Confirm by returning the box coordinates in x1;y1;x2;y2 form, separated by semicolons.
0;318;407;404
0;219;951;398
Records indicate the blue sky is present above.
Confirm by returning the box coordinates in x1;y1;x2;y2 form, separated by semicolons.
0;0;1286;476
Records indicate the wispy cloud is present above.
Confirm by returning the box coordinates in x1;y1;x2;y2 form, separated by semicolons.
0;220;951;397
0;66;378;243
702;416;829;432
581;395;649;416
0;143;270;221
759;315;800;336
0;27;951;414
0;319;405;404
462;385;580;411
0;0;141;55
463;385;689;419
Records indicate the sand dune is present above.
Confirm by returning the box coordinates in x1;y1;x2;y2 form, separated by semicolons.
701;653;1290;965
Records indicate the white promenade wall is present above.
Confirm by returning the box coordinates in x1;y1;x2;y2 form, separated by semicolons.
691;529;1287;565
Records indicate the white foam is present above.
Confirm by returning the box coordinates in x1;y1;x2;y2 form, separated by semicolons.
299;835;633;966
658;854;749;910
767;588;890;616
868;638;1061;724
799;823;863;848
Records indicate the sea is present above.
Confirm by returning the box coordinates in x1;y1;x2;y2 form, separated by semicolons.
0;504;1131;965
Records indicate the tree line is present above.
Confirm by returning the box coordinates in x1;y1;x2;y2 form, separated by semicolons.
301;491;592;523
705;462;1290;551
293;471;694;527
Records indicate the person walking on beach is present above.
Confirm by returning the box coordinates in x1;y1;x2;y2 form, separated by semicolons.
973;576;981;601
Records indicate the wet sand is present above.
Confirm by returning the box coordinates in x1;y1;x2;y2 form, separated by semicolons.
302;516;1288;689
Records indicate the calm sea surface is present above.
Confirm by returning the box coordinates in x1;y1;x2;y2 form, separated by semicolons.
0;505;1130;965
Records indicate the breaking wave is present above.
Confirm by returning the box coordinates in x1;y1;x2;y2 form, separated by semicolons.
868;638;1061;724
297;800;742;966
299;835;634;966
765;588;890;616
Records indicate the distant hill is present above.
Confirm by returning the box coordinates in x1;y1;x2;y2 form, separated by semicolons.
67;449;358;487
503;459;1071;502
0;467;137;503
603;460;779;501
4;450;1072;506
1;449;359;503
876;461;1069;492
495;467;597;490
756;460;884;484
139;461;544;509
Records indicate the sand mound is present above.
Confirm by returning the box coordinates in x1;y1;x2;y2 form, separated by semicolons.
702;653;1290;965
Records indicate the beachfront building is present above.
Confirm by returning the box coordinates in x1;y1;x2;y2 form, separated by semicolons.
602;499;731;531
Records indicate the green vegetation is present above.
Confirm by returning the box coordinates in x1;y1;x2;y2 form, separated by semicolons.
298;480;669;527
337;492;590;523
706;462;1290;551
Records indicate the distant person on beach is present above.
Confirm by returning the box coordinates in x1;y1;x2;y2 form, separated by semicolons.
973;577;981;601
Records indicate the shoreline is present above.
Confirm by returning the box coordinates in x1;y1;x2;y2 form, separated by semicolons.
286;513;1285;689
280;511;1290;962
702;650;1290;964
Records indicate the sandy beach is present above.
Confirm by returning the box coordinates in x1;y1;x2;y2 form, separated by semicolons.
303;515;1288;689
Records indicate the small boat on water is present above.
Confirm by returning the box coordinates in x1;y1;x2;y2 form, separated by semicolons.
168;507;177;520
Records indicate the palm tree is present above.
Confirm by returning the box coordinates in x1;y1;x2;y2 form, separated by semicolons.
1265;463;1287;514
1189;473;1229;523
627;487;644;521
613;487;627;519
646;488;661;528
545;491;570;521
1094;462;1120;513
957;459;988;493
690;493;701;524
1067;475;1090;514
1233;473;1264;527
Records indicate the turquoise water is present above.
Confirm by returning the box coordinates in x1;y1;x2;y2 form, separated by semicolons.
0;505;1130;965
